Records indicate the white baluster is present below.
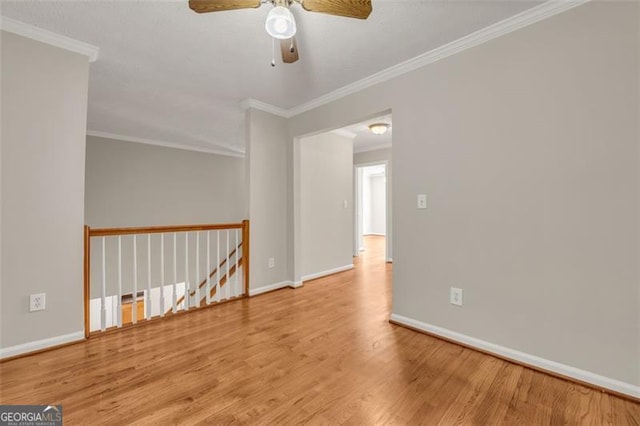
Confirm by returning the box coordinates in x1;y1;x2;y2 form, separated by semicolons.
172;232;177;313
101;237;106;332
206;231;211;305
132;235;138;324
215;231;220;302
147;234;152;320
160;233;165;317
185;232;190;310
226;229;230;300
195;231;200;308
117;236;122;328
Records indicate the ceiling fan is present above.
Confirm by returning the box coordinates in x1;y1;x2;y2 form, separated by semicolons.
188;0;373;65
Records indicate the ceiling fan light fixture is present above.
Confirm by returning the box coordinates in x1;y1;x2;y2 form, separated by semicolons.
369;123;390;135
265;6;297;39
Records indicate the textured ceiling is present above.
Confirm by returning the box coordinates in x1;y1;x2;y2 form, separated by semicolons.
1;0;541;155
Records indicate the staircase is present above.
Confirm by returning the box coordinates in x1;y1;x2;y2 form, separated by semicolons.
171;243;244;314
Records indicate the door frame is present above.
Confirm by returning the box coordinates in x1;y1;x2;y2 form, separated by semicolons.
353;160;388;259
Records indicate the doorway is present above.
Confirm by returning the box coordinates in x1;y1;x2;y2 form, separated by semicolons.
291;110;393;285
354;162;388;261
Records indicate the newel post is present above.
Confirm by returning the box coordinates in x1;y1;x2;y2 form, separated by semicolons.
83;225;91;339
242;220;250;296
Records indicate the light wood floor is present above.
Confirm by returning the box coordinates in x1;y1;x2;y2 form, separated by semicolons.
1;235;638;424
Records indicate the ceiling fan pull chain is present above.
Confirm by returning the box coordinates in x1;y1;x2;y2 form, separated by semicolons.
271;37;276;67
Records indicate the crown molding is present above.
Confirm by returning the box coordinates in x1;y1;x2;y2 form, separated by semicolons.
240;98;290;118
242;0;590;119
0;16;100;62
354;142;393;154
287;0;590;116
87;130;246;158
331;129;358;139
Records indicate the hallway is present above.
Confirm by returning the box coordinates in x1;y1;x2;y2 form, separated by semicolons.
0;236;637;424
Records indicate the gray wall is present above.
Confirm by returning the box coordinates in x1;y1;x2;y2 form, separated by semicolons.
300;132;353;278
354;148;393;260
1;32;89;348
354;148;392;166
85;137;246;296
246;108;290;288
85;136;245;227
289;2;639;386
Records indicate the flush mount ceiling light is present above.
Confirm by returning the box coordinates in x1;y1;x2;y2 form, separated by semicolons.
369;123;390;135
265;5;297;39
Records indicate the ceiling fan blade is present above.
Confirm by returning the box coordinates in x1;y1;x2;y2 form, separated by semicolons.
280;38;299;64
188;0;261;14
300;0;372;19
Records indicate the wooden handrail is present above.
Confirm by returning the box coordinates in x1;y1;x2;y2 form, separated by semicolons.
89;222;243;237
171;242;243;310
170;258;244;314
173;258;244;311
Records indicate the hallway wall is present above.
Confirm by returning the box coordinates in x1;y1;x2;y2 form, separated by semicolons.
300;132;354;278
1;32;90;350
246;109;290;290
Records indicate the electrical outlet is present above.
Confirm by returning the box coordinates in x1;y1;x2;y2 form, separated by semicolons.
30;293;46;312
450;287;463;307
268;257;275;269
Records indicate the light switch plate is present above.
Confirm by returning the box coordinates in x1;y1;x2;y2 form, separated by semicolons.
417;194;427;209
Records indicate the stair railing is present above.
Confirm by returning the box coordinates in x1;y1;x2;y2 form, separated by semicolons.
170;242;243;315
83;220;250;337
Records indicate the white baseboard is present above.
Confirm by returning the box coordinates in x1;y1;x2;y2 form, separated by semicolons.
249;281;298;296
386;258;393;263
302;264;354;282
0;331;84;359
290;281;303;288
389;314;640;399
364;233;386;236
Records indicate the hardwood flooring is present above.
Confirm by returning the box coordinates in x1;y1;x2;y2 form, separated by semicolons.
1;236;638;424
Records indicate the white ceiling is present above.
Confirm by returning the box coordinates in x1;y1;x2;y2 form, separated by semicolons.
344;113;392;153
0;0;541;155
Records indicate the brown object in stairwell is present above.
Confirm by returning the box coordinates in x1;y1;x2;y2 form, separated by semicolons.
121;299;145;324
